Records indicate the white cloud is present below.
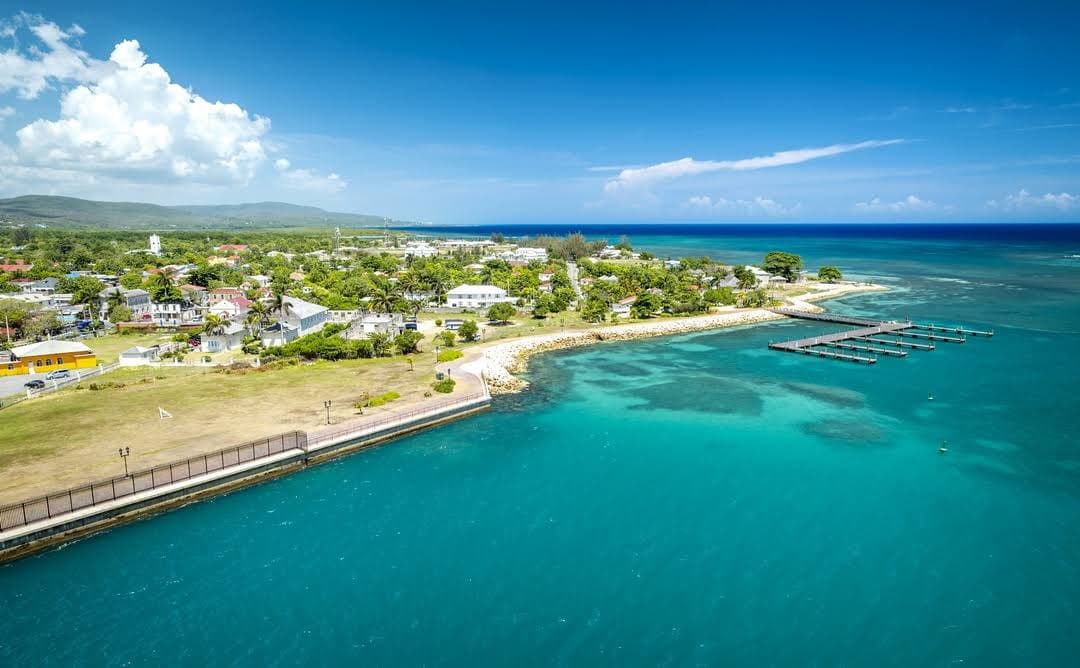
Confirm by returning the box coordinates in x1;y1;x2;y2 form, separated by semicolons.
0;13;104;99
14;38;270;184
0;14;343;194
943;106;977;113
604;139;904;194
279;166;346;193
0;105;13;126
854;195;937;213
683;194;802;217
987;189;1078;211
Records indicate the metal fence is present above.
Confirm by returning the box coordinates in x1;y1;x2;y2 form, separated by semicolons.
0;363;123;412
305;392;489;449
0;431;306;532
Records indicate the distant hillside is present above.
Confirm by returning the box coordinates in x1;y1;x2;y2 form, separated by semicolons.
0;195;408;230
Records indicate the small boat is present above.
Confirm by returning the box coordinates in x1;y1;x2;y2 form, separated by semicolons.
928;392;934;401
939;440;948;454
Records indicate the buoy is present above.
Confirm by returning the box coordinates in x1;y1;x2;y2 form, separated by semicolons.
939;440;948;454
928;392;934;401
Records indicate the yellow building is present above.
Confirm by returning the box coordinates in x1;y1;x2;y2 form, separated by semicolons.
0;340;98;376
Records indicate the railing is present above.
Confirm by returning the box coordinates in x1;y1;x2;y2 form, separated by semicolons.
306;392;489;449
0;431;306;532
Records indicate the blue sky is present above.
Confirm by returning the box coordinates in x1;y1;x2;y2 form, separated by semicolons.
1;1;1078;223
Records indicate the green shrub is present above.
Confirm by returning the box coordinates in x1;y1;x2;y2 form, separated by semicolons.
366;391;400;407
432;378;456;393
437;348;463;363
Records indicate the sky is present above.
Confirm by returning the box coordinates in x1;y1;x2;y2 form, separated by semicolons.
0;1;1078;224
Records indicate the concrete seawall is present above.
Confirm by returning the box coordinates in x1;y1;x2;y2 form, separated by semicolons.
0;395;491;563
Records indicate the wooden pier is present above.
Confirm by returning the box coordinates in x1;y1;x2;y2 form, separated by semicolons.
766;308;993;366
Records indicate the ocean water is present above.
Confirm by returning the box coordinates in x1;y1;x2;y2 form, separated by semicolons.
2;224;1080;666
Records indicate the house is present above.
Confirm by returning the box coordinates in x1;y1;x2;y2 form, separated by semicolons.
208;298;251;319
179;284;208;305
0;340;98;376
445;284;513;309
149;234;162;255
712;275;739;289
404;241;438;258
119;345;161;366
29;278;59;294
216;244;248;253
347;313;405;339
744;266;772;286
611;296;636;318
150;300;200;327
498;247;547;263
201;321;247;353
208;287;245;304
260;296;328;346
98;287;151;320
0;262;32;273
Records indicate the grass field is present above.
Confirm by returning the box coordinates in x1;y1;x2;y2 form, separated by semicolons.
0;357;440;503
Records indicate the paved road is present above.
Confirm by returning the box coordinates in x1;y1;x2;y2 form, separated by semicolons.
567;261;584;300
0;374;34;399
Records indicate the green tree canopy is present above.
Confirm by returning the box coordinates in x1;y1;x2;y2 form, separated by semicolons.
818;265;843;283
763;251;804;281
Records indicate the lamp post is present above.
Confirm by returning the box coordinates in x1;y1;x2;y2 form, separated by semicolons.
118;447;130;476
434;345;440;376
323;399;332;425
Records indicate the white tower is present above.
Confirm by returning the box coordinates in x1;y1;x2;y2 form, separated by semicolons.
149;234;161;255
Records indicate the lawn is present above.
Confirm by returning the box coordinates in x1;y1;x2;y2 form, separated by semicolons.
0;357;438;504
81;332;178;363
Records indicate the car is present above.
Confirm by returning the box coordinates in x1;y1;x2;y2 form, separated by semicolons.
24;379;45;389
45;369;71;381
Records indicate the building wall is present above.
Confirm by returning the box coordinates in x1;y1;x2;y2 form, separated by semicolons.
1;352;98;376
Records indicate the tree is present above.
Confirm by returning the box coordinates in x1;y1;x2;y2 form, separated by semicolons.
368;280;400;314
487;302;515;324
458;319;479;342
732;265;758;289
818;265;843;283
108;304;132;323
763;251;804;282
581;296;608;323
394;330;424;355
703;287;736;306
369;332;393;357
203;314;227;336
737;288;770;308
24;311;61;339
148;267;181;302
59;276;105;305
119;272;144;290
438;330;456;347
631;292;661;319
12;226;30;246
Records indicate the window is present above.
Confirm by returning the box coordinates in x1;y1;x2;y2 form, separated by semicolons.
56;357;63;365
45;359;52;366
35;359;42;366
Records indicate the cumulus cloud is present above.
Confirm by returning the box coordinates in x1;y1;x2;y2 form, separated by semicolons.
683;194;802;217
0;13;105;99
0;105;13;125
14;39;270;184
604;139;904;194
987;189;1078;211
0;14;343;193
854;195;936;213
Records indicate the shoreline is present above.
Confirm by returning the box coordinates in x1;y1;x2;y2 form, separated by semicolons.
460;282;887;394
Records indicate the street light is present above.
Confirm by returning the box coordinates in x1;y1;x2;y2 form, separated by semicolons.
118;447;130;476
323;399;332;425
434;345;440;375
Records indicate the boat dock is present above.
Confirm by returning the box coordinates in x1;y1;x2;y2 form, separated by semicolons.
767;308;993;365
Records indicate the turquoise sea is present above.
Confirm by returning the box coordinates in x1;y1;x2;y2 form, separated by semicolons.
2;224;1080;666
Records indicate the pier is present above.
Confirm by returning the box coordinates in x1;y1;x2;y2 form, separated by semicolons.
767;309;993;366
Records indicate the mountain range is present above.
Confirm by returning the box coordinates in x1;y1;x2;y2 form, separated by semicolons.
0;195;411;229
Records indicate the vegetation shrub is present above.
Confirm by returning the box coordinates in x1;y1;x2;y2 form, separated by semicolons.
437;348;463;363
432;378;456;393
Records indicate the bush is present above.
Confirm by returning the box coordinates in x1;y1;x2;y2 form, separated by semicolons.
438;348;463;363
434;319;443;326
432;378;456;393
394;330;424;355
366;391;400;407
457;319;479;342
438;330;456;347
487;302;515;323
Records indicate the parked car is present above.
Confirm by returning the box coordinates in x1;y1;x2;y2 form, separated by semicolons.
45;369;71;381
24;379;45;389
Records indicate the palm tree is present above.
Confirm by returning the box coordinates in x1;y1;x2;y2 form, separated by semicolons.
271;292;290;322
368;281;400;314
149;267;180;302
248;300;270;328
203;313;226;336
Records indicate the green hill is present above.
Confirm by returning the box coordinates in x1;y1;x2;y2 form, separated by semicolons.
0;195;408;230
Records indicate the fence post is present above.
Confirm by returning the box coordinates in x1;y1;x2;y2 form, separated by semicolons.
21;502;27;526
68;489;73;511
111;478;117;500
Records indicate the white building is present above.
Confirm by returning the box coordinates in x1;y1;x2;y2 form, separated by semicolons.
445;285;513;309
499;247;548;263
260;296;329;346
347;313;405;338
611;296;636;318
403;241;438;258
119;345;161;366
150;300;200;327
149;234;161;256
201;321;247;353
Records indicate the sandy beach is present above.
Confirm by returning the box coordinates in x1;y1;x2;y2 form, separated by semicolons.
457;282;887;394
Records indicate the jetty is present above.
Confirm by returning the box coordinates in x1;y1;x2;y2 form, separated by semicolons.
767;308;992;365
